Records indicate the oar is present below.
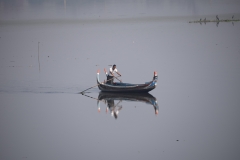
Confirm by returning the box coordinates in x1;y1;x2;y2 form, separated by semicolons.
80;75;120;94
114;76;122;82
81;93;105;102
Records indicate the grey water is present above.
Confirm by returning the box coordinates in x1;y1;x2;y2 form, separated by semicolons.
1;0;240;160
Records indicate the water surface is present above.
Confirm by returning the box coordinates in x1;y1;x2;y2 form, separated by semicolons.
1;1;240;160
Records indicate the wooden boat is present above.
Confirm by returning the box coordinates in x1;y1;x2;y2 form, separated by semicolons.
96;70;158;93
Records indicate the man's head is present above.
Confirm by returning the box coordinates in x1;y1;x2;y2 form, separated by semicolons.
113;64;116;70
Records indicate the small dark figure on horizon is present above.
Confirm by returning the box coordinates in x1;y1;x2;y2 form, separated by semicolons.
204;18;206;21
232;15;234;19
216;15;219;21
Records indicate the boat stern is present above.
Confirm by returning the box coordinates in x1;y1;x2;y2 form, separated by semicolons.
151;71;158;87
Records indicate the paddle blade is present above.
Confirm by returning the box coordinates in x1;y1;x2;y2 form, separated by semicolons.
80;91;84;95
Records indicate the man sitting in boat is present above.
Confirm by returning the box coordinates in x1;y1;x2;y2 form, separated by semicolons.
107;64;121;84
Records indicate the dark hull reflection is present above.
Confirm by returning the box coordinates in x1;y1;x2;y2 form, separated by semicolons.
97;92;159;119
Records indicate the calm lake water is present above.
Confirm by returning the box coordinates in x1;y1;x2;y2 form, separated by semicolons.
1;0;240;160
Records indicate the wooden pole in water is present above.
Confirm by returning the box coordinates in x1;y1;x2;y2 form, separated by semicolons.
38;42;40;72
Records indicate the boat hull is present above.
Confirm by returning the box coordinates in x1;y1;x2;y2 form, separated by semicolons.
96;71;158;93
98;83;156;93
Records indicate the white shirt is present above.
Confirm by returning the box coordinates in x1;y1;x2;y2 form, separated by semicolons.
108;67;118;76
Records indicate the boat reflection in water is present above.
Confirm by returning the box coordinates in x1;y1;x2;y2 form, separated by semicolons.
97;92;159;119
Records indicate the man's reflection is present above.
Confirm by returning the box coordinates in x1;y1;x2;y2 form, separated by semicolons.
97;92;159;119
106;100;122;119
